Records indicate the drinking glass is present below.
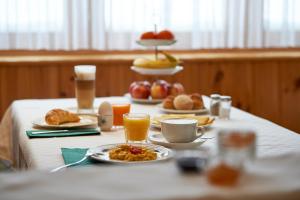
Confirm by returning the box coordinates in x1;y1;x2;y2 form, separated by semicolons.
205;129;256;186
112;104;131;126
74;65;96;113
217;128;256;168
123;113;150;143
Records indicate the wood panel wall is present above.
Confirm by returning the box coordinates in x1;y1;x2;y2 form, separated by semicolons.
0;49;300;133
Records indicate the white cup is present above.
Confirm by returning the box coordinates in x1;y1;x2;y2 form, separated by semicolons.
161;119;201;143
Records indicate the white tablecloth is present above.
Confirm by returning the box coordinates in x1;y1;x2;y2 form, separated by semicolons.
1;97;300;199
1;96;300;169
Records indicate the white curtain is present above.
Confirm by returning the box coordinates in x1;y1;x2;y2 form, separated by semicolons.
0;0;299;50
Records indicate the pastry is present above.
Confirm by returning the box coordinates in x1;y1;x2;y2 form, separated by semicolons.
189;93;204;109
162;95;175;109
45;109;80;125
173;95;194;110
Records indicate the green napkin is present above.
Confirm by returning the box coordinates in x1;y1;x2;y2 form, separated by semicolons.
26;129;100;138
61;148;93;166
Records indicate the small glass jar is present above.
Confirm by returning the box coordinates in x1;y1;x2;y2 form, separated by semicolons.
209;94;220;116
219;96;232;120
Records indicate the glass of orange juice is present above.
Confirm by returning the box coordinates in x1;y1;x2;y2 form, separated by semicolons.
123;113;150;143
112;104;131;126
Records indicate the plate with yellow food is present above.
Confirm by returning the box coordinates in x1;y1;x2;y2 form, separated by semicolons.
151;114;214;129
89;143;173;164
159;93;209;114
32;109;97;128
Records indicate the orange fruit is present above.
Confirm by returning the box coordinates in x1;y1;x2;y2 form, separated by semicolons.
157;30;174;40
140;31;156;40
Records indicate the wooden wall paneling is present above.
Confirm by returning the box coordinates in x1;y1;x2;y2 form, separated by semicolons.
117;65;130;95
107;63;119;96
252;61;280;124
279;61;300;133
217;61;254;112
187;62;205;94
96;63;109;97
2;64;19;113
0;65;9;116
58;63;76;98
173;63;197;93
41;63;60;98
181;62;217;95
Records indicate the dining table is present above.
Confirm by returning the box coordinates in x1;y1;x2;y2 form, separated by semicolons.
0;96;300;200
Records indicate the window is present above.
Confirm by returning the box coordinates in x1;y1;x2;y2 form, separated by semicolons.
0;0;63;32
264;0;300;30
0;0;299;50
104;0;224;32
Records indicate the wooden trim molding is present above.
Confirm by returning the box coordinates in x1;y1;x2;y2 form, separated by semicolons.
0;48;300;64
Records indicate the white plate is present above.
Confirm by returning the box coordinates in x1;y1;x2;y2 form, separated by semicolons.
148;133;206;149
136;39;176;46
89;143;173;164
131;66;183;75
158;104;209;114
32;115;97;129
124;93;163;104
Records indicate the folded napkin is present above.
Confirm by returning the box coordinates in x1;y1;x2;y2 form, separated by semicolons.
26;129;100;138
61;148;93;166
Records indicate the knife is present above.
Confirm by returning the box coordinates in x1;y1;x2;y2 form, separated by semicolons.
31;130;71;135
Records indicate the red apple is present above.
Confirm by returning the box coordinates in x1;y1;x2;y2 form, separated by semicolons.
129;82;137;94
129;81;151;99
140;31;156;40
142;81;151;89
156;30;174;40
151;80;169;99
169;83;185;96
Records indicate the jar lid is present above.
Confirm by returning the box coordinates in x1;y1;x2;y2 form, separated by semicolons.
210;94;220;99
220;96;231;101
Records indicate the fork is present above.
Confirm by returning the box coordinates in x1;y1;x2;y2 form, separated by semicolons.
50;150;104;173
50;154;90;173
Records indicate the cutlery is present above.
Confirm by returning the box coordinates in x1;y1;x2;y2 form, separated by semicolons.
50;150;102;173
31;130;70;135
201;137;214;140
31;129;99;135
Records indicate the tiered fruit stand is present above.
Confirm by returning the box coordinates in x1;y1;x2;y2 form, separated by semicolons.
127;31;184;104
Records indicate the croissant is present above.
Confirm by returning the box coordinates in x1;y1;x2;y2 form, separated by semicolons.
45;109;80;125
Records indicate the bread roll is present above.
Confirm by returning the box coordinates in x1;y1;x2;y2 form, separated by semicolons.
189;93;204;109
173;95;193;110
45;109;80;125
162;95;175;109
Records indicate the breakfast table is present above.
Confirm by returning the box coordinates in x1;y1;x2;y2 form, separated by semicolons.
0;96;300;200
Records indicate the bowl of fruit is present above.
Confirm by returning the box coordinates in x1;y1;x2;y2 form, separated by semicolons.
126;80;185;104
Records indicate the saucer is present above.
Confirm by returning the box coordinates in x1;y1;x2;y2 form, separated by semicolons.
148;133;206;149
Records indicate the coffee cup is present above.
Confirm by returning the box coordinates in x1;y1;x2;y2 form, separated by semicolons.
161;119;202;143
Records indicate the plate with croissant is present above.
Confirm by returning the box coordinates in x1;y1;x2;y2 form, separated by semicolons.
32;109;97;128
159;94;208;114
151;114;214;129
